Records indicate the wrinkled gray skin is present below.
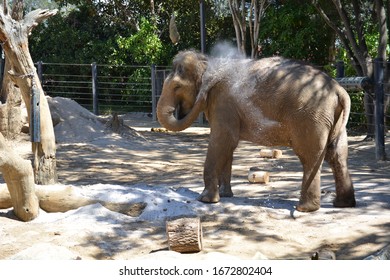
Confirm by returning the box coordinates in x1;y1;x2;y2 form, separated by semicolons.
157;50;356;212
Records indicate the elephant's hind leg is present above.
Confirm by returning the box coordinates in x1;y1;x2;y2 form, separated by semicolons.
295;158;323;212
325;129;356;208
293;130;328;212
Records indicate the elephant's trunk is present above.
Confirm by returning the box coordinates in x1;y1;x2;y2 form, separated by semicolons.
157;90;205;132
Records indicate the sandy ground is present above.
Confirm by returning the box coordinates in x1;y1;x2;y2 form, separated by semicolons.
1;104;390;260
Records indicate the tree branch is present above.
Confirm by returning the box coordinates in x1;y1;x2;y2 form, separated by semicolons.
2;0;8;16
312;0;363;75
11;0;23;21
351;0;368;53
23;8;58;35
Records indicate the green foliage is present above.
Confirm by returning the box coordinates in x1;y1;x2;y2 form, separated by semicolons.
348;92;367;134
259;0;334;66
26;0;383;121
110;18;164;65
30;2;115;64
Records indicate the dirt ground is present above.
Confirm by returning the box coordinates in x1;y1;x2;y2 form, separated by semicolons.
1;111;390;260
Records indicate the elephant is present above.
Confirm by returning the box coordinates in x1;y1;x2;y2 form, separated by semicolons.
157;50;356;212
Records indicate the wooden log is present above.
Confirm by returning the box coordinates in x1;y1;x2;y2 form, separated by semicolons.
0;133;39;221
166;217;203;253
259;149;283;159
0;183;13;209
248;168;270;184
36;184;97;213
272;149;283;159
0;183;147;216
0;4;58;185
0;184;92;213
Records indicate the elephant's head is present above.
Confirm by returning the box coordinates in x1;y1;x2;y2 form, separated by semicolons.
157;50;208;131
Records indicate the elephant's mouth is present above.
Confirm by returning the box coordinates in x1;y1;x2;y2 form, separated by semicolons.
176;104;190;120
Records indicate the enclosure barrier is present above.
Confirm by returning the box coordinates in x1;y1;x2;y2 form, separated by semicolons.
335;59;387;161
335;77;371;92
0;59;380;160
32;60;390;160
36;61;154;115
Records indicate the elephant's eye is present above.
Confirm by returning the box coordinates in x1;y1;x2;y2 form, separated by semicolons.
173;84;181;91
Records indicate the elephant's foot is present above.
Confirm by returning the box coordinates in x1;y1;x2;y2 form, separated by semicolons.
296;200;320;212
219;185;233;197
333;196;356;208
198;188;220;203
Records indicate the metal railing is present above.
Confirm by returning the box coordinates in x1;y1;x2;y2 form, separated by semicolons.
36;62;154;115
32;60;388;160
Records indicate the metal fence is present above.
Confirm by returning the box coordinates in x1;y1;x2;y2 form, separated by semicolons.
34;60;388;159
334;59;390;160
36;62;162;115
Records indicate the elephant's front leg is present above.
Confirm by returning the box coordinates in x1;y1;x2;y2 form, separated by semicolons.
218;153;234;198
198;132;238;203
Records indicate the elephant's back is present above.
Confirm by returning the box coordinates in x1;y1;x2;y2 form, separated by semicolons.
247;57;344;130
253;57;341;108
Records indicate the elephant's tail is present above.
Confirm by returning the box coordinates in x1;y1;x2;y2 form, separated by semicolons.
330;87;351;142
339;88;351;131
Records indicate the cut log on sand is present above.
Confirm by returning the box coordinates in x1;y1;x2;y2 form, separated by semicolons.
259;149;283;159
0;133;39;221
248;168;270;184
166;217;203;253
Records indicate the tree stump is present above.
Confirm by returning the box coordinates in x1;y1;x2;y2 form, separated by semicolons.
166;217;203;253
248;167;270;183
259;149;283;159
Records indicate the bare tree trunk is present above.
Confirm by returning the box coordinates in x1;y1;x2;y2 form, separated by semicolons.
248;0;269;59
0;2;58;184
0;57;23;139
229;0;247;55
229;0;269;58
0;132;39;221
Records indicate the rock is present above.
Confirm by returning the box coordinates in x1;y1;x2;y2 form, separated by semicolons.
252;251;268;260
311;249;336;260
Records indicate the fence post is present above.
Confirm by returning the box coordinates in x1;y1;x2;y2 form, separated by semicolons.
37;61;43;84
336;61;344;78
0;48;5;92
151;64;157;121
374;58;386;160
30;77;40;142
91;62;99;115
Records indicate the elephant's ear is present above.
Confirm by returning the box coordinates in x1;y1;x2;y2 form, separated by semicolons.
196;71;217;103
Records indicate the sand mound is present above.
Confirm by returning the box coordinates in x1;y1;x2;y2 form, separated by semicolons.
47;97;106;143
47;97;144;143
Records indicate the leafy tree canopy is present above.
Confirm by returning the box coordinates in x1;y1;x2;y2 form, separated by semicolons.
259;0;335;65
27;0;384;68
